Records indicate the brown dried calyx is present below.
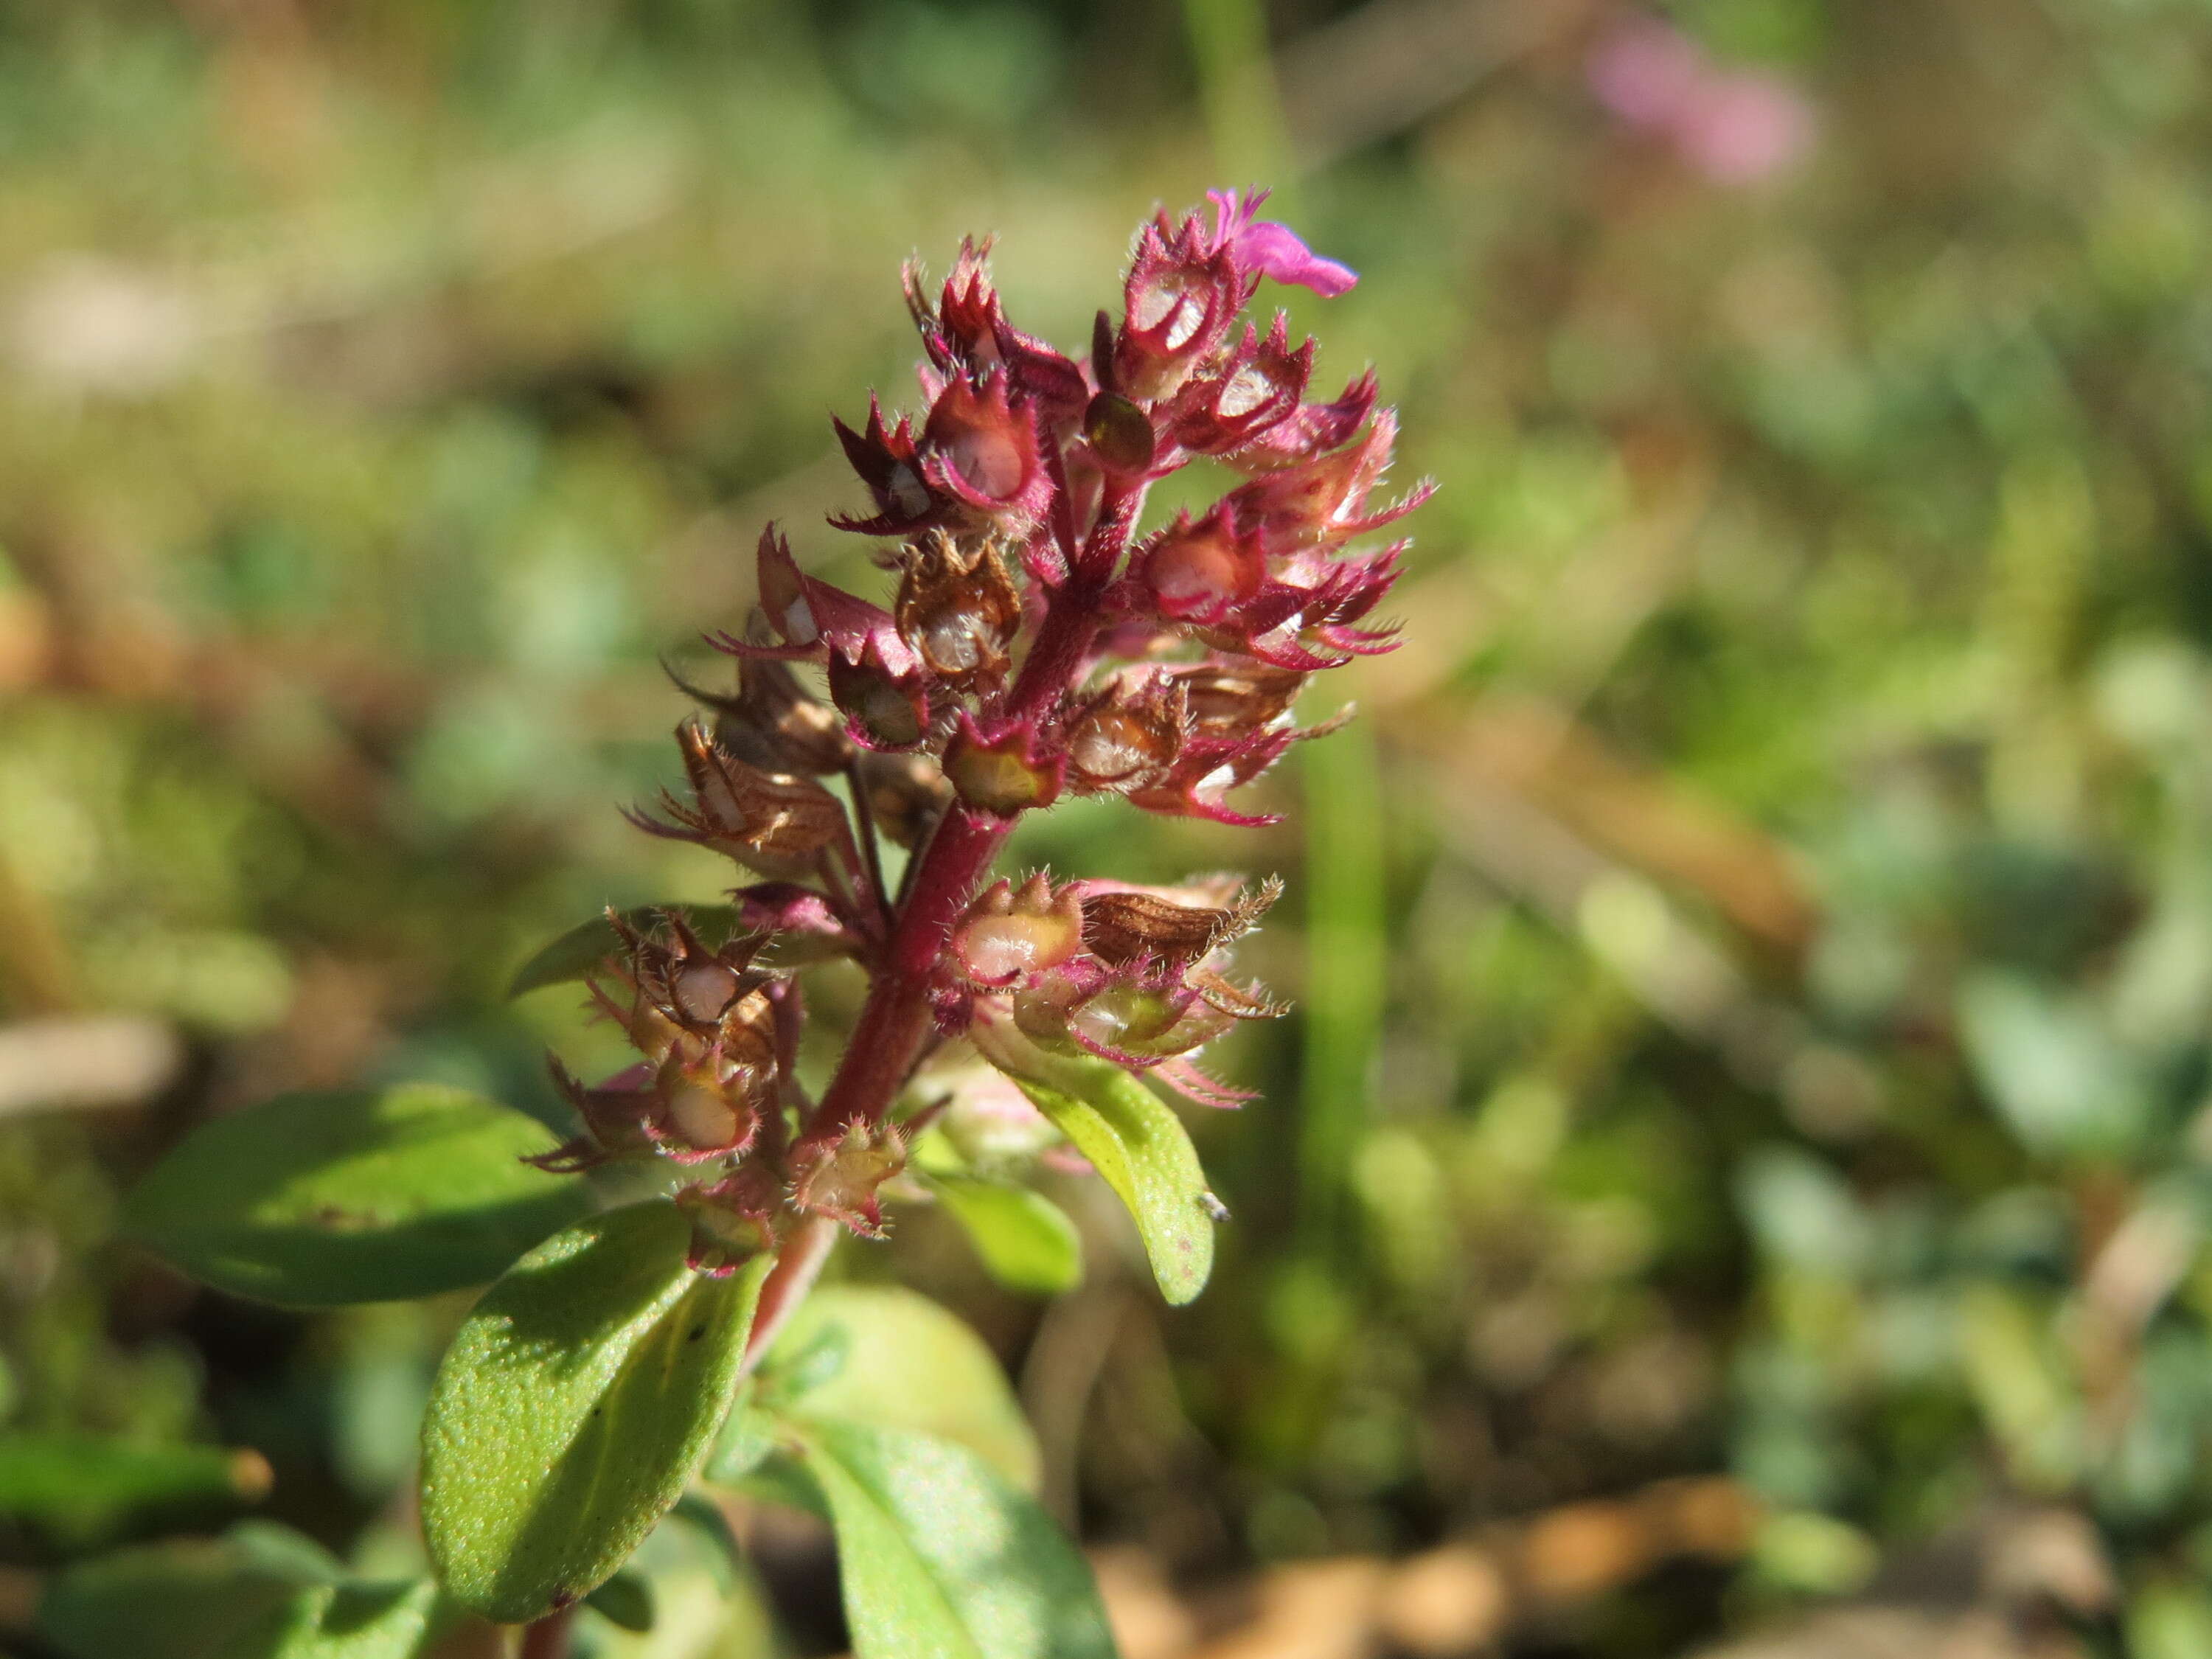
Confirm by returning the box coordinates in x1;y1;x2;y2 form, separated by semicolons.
854;750;953;849
1171;661;1308;738
668;639;853;776
892;529;1022;686
627;718;852;880
1065;673;1189;795
1080;875;1283;967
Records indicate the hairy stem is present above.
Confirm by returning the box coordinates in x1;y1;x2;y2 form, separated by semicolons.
797;804;1011;1152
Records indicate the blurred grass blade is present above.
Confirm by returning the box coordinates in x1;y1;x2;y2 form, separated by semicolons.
0;1431;270;1548
1299;723;1386;1256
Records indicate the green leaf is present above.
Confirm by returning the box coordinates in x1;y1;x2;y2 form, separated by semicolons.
420;1202;771;1624
0;1431;268;1546
753;1284;1039;1491
125;1083;593;1307
245;1579;445;1659
591;1506;780;1659
793;1419;1117;1659
38;1528;444;1659
585;1570;655;1633
933;1178;1082;1296
988;1041;1215;1304
509;905;740;998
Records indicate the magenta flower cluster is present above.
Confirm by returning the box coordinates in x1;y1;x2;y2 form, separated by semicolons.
542;189;1427;1268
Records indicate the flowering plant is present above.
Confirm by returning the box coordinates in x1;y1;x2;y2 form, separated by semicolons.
108;189;1423;1658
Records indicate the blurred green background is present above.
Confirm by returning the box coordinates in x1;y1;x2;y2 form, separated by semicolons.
7;0;2212;1653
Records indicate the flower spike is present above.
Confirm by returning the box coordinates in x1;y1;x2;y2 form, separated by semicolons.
531;187;1420;1269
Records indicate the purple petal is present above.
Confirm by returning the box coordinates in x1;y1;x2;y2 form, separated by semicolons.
1234;221;1359;298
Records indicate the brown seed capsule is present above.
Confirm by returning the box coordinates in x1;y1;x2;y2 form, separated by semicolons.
1065;674;1187;794
1171;662;1308;738
628;720;852;880
893;529;1022;687
666;643;852;776
1079;876;1281;967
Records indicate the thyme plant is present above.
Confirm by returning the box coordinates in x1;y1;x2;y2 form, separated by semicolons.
99;189;1425;1658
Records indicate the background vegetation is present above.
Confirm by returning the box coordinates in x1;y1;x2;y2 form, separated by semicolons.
5;0;2212;1652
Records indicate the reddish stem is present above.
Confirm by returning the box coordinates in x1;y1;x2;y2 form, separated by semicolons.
740;1212;838;1367
520;1607;576;1659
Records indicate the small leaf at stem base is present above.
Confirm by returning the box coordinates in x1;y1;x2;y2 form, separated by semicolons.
420;1202;771;1624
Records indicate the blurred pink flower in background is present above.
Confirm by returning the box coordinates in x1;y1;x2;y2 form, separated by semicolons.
1588;16;1815;185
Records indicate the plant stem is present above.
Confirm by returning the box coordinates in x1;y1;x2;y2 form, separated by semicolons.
741;1211;838;1367
520;1607;575;1659
797;804;1012;1153
795;590;1108;1158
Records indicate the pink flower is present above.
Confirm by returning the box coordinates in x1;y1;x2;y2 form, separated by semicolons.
1587;17;1815;186
1588;18;1706;129
1207;189;1359;299
1673;74;1815;185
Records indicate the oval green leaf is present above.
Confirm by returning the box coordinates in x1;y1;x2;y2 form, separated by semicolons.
794;1420;1116;1659
748;1284;1038;1492
38;1527;445;1659
984;1040;1215;1304
509;905;741;998
248;1579;444;1659
124;1084;591;1308
933;1178;1082;1296
420;1202;771;1624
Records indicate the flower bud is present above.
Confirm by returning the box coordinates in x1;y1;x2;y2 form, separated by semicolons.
951;873;1085;987
943;714;1063;817
1140;509;1266;626
790;1120;908;1239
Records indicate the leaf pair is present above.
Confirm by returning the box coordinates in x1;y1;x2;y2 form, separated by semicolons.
714;1286;1117;1659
